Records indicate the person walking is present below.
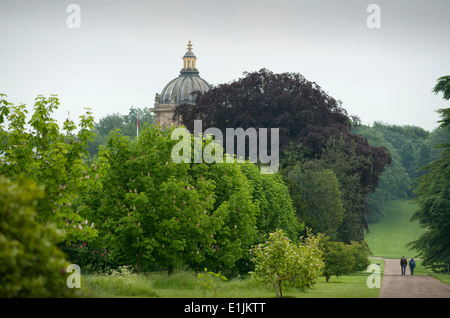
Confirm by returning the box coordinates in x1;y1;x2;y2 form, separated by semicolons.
409;258;416;275
400;256;407;275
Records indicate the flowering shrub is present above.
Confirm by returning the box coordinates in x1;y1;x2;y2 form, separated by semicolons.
59;241;117;274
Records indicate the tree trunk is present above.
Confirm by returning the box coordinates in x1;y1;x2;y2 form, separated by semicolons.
273;281;283;298
273;283;280;298
168;264;174;275
279;281;283;298
137;251;142;274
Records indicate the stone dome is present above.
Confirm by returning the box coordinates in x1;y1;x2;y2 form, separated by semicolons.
159;72;211;104
158;40;211;104
151;40;210;127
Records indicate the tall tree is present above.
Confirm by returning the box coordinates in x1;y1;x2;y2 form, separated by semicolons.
85;125;260;273
0;94;97;242
408;75;450;271
352;124;411;221
432;75;450;101
175;69;391;242
409;108;450;271
239;163;302;242
87;107;153;157
283;160;344;240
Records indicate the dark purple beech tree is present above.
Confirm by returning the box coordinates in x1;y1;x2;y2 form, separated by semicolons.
174;69;391;242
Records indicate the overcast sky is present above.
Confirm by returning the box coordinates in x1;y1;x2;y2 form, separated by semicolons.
1;0;449;132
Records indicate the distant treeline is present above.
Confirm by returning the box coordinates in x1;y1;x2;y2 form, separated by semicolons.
352;121;449;221
87;106;153;158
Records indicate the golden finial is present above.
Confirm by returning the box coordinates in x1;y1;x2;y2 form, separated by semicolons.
187;40;193;51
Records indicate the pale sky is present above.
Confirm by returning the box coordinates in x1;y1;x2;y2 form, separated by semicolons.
1;0;449;131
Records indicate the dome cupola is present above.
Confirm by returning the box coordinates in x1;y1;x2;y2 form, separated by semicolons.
151;41;211;127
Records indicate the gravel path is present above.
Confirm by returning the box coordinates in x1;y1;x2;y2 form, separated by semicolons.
379;258;450;298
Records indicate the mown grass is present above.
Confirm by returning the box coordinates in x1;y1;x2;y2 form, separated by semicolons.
366;199;424;259
79;198;449;298
80;259;383;298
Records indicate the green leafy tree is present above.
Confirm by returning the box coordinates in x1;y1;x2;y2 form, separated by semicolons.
176;69;391;240
0;176;77;297
284;161;344;240
350;241;371;272
87;128;217;273
314;136;373;243
432;75;450;101
427;126;450;162
189;162;258;273
86;126;259;273
319;236;354;282
250;229;324;298
368;121;429;190
400;142;415;174
352;125;411;221
0;94;97;242
239;163;302;242
87;107;153;157
408;78;450;271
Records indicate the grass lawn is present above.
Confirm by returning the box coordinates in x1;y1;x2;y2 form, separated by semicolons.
365;199;424;259
78;198;449;298
80;259;383;298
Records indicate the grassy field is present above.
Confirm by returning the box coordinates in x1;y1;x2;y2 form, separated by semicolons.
79;198;449;298
365;199;424;259
80;259;382;298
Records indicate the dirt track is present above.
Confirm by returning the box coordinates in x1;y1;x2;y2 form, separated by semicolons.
378;258;450;298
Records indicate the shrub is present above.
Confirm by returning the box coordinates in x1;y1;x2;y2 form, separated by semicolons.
197;267;227;298
319;237;371;282
250;229;324;298
350;241;371;272
0;177;77;297
59;240;117;274
320;236;354;282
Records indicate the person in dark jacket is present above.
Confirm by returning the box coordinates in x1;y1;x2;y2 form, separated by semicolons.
400;256;407;275
409;258;416;275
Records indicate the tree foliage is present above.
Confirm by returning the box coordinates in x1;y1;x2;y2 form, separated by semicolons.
175;69;391;243
352;125;411;221
0;176;76;297
87;107;153;157
84;125;280;273
250;229;324;298
408;77;450;271
319;236;370;282
432;75;450;101
239;164;302;242
0;94;97;242
283;160;344;240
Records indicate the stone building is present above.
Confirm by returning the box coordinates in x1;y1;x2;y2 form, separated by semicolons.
151;41;211;127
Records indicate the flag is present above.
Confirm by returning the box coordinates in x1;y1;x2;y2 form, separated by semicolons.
137;117;140;137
